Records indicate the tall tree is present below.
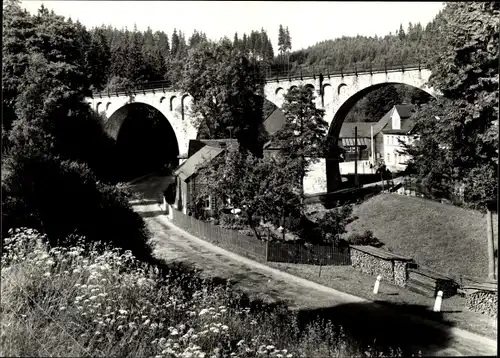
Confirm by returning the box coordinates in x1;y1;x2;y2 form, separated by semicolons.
398;23;406;41
277;24;286;70
154;30;170;57
87;28;111;90
180;40;266;155
171;28;180;57
272;85;328;198
2;0;37;132
284;26;292;72
402;2;499;278
127;25;146;83
233;32;239;48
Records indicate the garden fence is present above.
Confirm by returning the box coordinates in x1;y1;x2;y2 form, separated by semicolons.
171;209;351;265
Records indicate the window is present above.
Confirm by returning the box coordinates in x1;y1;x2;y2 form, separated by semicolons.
203;196;211;210
387;153;391;163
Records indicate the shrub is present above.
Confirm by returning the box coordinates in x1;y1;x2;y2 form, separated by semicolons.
317;204;354;244
0;228;399;358
220;213;247;230
347;230;384;248
2;153;152;261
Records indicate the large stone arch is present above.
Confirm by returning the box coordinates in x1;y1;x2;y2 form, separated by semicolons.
88;92;198;158
324;82;435;192
107;102;180;181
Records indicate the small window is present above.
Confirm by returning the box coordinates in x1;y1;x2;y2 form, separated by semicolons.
387;153;391;163
203;196;211;210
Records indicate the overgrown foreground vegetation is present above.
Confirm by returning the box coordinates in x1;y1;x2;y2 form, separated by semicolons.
1;228;404;358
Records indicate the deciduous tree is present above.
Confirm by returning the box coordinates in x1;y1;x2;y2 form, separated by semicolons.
402;1;498;278
180;40;266;155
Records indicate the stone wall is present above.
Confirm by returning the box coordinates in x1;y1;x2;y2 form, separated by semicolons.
394;261;408;287
350;247;410;287
465;290;498;317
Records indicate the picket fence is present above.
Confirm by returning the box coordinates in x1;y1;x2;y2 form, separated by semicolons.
171;209;351;265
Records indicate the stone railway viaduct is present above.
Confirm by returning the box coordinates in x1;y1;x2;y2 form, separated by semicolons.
86;66;433;194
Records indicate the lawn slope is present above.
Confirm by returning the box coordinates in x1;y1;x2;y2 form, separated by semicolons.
346;193;498;280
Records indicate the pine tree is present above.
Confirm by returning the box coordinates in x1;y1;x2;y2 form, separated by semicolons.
285;26;292;52
272;85;328;197
87;28;111;90
278;24;286;70
233;32;239;48
171;28;180;57
284;26;292;72
398;23;406;41
154;30;170;58
278;24;285;55
127;25;146;83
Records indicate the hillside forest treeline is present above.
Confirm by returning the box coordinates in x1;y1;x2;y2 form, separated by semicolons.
84;19;441;91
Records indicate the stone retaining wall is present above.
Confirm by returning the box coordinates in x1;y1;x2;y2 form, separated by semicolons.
350;246;410;287
466;290;498;317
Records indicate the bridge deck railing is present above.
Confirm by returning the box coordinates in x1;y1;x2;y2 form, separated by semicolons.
91;60;426;97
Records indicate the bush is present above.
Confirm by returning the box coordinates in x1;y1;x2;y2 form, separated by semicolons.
317;204;354;244
0;228;396;358
347;230;384;248
2;153;152;261
220;213;247;230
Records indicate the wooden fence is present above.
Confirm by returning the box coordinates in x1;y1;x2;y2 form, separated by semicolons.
171;209;351;265
172;209;268;261
267;242;351;265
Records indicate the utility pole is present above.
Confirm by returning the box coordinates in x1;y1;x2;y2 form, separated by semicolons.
354;126;359;187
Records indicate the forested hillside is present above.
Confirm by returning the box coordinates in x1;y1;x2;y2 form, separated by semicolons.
286;19;443;72
66;11;444;93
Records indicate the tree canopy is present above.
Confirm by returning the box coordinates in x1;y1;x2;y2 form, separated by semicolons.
180;40;266;155
403;1;498;211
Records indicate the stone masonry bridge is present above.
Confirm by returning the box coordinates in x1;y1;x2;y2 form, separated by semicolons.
86;65;433;194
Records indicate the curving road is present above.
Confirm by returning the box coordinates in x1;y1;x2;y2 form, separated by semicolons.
129;173;497;357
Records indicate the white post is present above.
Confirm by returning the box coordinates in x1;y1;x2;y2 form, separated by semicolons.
371;125;375;166
433;290;443;312
373;275;382;294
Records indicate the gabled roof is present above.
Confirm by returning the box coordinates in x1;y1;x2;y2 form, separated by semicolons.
188;139;239;158
373;107;395;134
381;104;417;135
174;145;224;181
263;108;286;136
394;104;415;119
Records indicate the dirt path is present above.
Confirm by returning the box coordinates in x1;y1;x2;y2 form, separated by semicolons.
129;174;497;357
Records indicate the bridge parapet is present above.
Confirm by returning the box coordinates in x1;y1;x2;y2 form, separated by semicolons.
90;61;428;98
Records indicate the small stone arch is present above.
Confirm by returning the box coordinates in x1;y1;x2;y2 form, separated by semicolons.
322;83;333;106
170;96;177;111
106;102;112;111
275;87;284;95
289;85;298;91
96;102;102;112
181;94;190;121
305;84;315;92
338;83;347;95
160;96;166;104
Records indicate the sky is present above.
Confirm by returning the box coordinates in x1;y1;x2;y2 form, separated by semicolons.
21;1;444;51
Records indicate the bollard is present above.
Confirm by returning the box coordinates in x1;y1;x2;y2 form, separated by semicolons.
373;275;382;294
433;290;443;312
